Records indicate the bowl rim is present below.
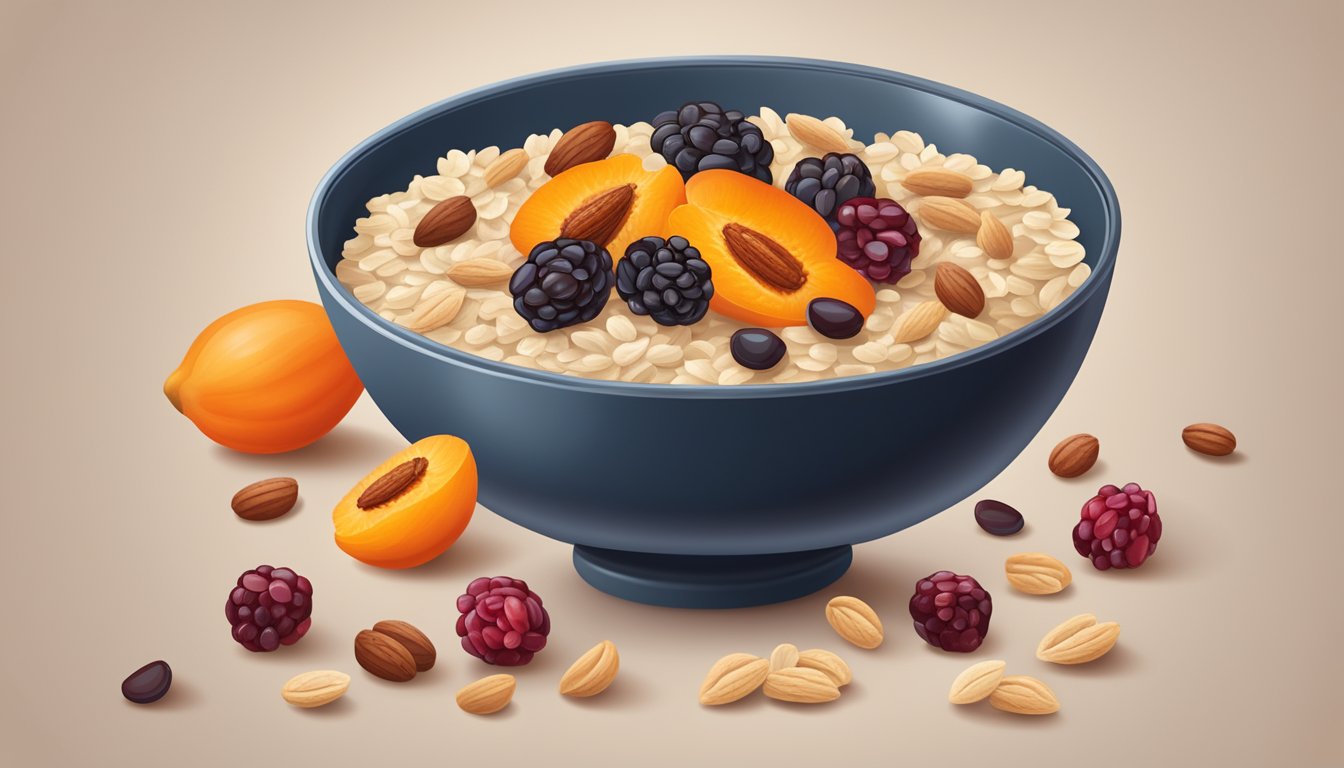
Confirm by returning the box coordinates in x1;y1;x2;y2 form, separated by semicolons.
307;55;1120;400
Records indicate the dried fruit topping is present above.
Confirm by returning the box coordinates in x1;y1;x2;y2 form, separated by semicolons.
785;153;876;223
616;235;714;326
121;660;172;704
651;101;772;182
973;499;1024;536
806;297;864;340
225;565;313;652
1073;483;1161;570
730;328;786;371
455;576;550;666
509;238;613;332
834;197;922;284
908;571;991;653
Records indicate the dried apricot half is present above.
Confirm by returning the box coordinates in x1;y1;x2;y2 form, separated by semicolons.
333;435;477;569
668;170;876;327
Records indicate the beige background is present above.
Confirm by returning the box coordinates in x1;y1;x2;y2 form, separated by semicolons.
2;0;1340;765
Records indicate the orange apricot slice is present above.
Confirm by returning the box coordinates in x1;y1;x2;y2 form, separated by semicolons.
510;154;686;260
668;170;876;327
333;435;477;569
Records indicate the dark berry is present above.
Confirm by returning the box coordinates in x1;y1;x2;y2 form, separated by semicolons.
650;101;772;183
974;499;1024;536
121;660;172;704
834;197;922;283
730;328;786;370
455;576;550;666
908;571;992;652
785;153;876;222
509;238;613;332
806;298;863;339
616;235;713;326
1072;483;1161;570
225;565;312;652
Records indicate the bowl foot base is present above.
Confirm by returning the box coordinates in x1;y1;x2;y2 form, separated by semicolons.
572;544;852;608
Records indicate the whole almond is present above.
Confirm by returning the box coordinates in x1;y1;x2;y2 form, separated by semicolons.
1049;433;1099;477
1037;613;1120;665
483;148;528;188
988;675;1060;715
1004;552;1073;595
785;113;852;153
918;196;981;233
456;674;515;715
947;659;1006;705
230;477;298;521
769;643;799;672
698;653;770;706
901;168;973;198
559;640;619;698
446;258;514;286
892;300;948;343
763;667;841;704
1182;423;1237;456
825;596;884;649
371;620;436;672
398;285;466;333
353;629;417;682
796;649;852;687
544;120;616;176
934;262;986;318
977;211;1014;260
281;670;350;708
413;196;476;248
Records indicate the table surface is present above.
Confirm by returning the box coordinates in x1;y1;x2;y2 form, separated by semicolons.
2;1;1340;765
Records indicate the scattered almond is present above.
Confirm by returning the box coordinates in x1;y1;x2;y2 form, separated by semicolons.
398;285;466;333
892;300;948;343
976;211;1014;260
483;147;528;188
918;196;981;233
785;113;851;153
230;477;298;521
545;120;616;176
1049;433;1099;477
901;167;973;198
825;596;884;649
413;195;476;247
280;670;351;709
763;667;841;704
1004;553;1073;595
698;653;769;706
446;258;514;286
1182;422;1237;456
934;262;985;318
371;620;436;672
1036;613;1120;665
559;640;619;698
353;628;417;682
796;649;852;687
988;675;1059;715
768;643;799;672
456;674;516;715
948;659;1006;705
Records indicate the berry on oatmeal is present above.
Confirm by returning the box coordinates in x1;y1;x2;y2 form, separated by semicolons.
834;197;922;284
785;153;876;223
730;328;787;370
908;571;991;653
616;235;714;326
509;238;613;332
651;101;773;183
1073;482;1161;570
806;297;864;340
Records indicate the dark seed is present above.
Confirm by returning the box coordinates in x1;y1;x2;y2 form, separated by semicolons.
730;328;786;370
122;660;172;704
974;499;1024;536
806;297;864;339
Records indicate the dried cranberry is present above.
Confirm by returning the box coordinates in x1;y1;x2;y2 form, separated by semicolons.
455;576;550;666
908;571;991;652
1073;483;1162;570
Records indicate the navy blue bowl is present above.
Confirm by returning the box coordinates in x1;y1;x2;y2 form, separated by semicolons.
307;56;1120;608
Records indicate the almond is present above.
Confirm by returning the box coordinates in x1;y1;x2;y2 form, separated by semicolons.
1182;422;1237;456
892;300;948;343
976;211;1014;260
353;629;417;682
768;643;799;672
988;675;1060;715
413;195;476;247
456;674;515;715
918;196;981;233
281;670;351;708
559;640;619;698
947;659;1006;704
371;620;435;672
398;285;466;333
698;653;769;706
1036;613;1120;665
721;223;807;292
901;168;973;198
230;477;298;521
934;262;985;318
357;457;427;510
483;147;528;188
446;258;514;286
796;648;852;687
558;183;635;248
825;595;884;649
785;113;851;153
1004;552;1073;595
544;120;616;176
763;667;841;704
1049;433;1099;477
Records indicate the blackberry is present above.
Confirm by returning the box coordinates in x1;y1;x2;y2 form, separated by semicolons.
616;236;714;326
785;153;876;222
509;238;613;332
834;197;922;283
225;565;313;652
455;576;550;667
650;101;772;183
1073;483;1162;570
908;571;992;653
